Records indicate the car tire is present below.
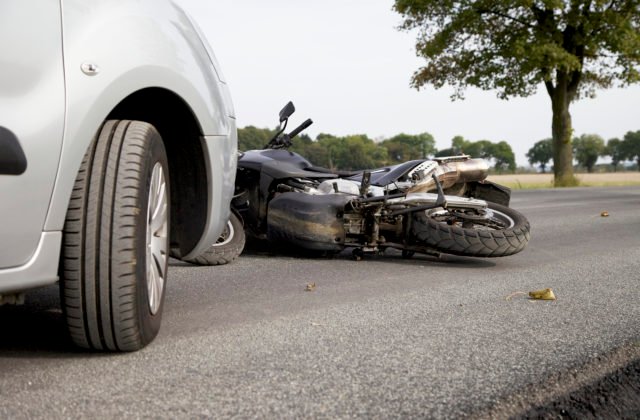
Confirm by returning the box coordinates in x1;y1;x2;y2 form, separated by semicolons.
61;120;170;351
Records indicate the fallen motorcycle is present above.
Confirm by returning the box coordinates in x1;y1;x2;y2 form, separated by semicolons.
189;102;530;264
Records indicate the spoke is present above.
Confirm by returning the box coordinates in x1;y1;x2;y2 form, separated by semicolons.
151;201;167;233
148;262;158;312
146;162;167;315
152;246;167;278
214;221;234;246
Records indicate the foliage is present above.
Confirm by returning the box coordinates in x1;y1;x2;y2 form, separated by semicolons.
491;141;517;173
394;0;640;186
237;126;275;151
238;124;639;174
379;133;437;163
438;136;516;172
605;138;625;171
573;134;606;173
526;139;553;173
292;133;389;171
622;130;640;171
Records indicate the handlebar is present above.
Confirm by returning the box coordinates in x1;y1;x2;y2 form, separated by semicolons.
288;118;313;139
266;118;313;150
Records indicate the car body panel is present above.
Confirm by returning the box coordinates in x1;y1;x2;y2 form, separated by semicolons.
184;128;236;260
0;0;236;293
45;0;235;231
0;1;65;268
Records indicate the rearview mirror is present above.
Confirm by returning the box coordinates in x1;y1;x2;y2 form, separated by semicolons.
279;101;295;123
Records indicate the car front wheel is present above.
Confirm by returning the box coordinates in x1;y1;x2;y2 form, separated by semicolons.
61;120;170;351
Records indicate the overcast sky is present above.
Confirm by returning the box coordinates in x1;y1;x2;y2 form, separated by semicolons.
175;0;640;166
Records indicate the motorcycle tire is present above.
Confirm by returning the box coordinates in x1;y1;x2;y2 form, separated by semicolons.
411;202;530;258
182;212;245;265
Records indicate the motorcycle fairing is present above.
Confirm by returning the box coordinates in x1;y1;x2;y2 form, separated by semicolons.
267;192;351;251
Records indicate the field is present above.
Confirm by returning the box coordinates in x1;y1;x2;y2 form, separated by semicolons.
487;172;640;189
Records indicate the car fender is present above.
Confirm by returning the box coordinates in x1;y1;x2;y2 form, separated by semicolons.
45;0;236;250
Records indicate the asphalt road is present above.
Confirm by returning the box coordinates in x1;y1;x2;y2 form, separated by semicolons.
1;186;639;418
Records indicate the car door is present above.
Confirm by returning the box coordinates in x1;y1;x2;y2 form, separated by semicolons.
0;1;65;268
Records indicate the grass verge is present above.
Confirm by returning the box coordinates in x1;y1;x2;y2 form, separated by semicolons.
487;173;640;190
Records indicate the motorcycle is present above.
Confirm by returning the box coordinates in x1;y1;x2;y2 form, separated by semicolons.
187;102;530;264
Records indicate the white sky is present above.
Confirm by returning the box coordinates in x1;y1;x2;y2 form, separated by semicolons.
176;0;640;166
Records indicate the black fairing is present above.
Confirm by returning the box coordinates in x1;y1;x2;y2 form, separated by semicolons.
267;192;351;251
345;160;426;186
465;180;511;207
239;149;336;179
239;151;426;186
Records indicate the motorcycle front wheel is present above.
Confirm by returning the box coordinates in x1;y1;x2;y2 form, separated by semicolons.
182;212;246;265
411;202;530;258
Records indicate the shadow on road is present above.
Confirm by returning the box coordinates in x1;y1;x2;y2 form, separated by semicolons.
0;284;77;355
234;244;498;269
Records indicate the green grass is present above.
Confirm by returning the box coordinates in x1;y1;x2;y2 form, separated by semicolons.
501;180;640;190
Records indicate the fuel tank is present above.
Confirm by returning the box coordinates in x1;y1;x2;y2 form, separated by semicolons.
239;149;336;179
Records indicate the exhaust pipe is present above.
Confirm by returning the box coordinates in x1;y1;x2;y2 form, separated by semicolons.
408;157;489;193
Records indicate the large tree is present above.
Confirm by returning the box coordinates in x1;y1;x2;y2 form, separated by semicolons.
394;0;640;186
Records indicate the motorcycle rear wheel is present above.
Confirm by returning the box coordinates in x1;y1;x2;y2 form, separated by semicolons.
411;202;530;258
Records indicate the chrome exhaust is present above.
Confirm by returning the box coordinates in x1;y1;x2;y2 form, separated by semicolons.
407;157;489;193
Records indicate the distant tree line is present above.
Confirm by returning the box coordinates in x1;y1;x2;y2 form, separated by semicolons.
527;131;640;173
237;126;517;173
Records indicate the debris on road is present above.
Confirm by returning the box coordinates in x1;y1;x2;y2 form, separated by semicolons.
529;288;557;301
505;288;557;301
305;282;316;292
601;211;610;217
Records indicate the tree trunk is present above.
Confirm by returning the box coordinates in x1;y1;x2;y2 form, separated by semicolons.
548;75;577;187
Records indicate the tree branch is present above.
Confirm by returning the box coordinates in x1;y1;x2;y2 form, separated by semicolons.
544;80;555;96
476;8;535;29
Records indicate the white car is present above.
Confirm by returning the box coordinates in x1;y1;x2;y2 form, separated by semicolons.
0;0;237;351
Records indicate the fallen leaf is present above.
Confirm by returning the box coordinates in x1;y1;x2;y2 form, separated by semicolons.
305;282;316;292
528;288;556;300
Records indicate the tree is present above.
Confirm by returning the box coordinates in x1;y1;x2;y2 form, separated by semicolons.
380;132;436;163
463;140;494;160
526;139;553;173
605;138;626;171
309;133;388;170
622;130;640;171
573;134;605;172
394;1;640;186
491;141;517;173
237;126;275;150
437;136;516;172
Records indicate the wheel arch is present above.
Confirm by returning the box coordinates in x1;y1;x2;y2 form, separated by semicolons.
108;87;208;256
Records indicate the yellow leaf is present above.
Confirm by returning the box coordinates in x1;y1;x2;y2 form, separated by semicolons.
528;288;556;300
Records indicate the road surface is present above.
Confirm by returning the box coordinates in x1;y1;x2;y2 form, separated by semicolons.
1;186;639;418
